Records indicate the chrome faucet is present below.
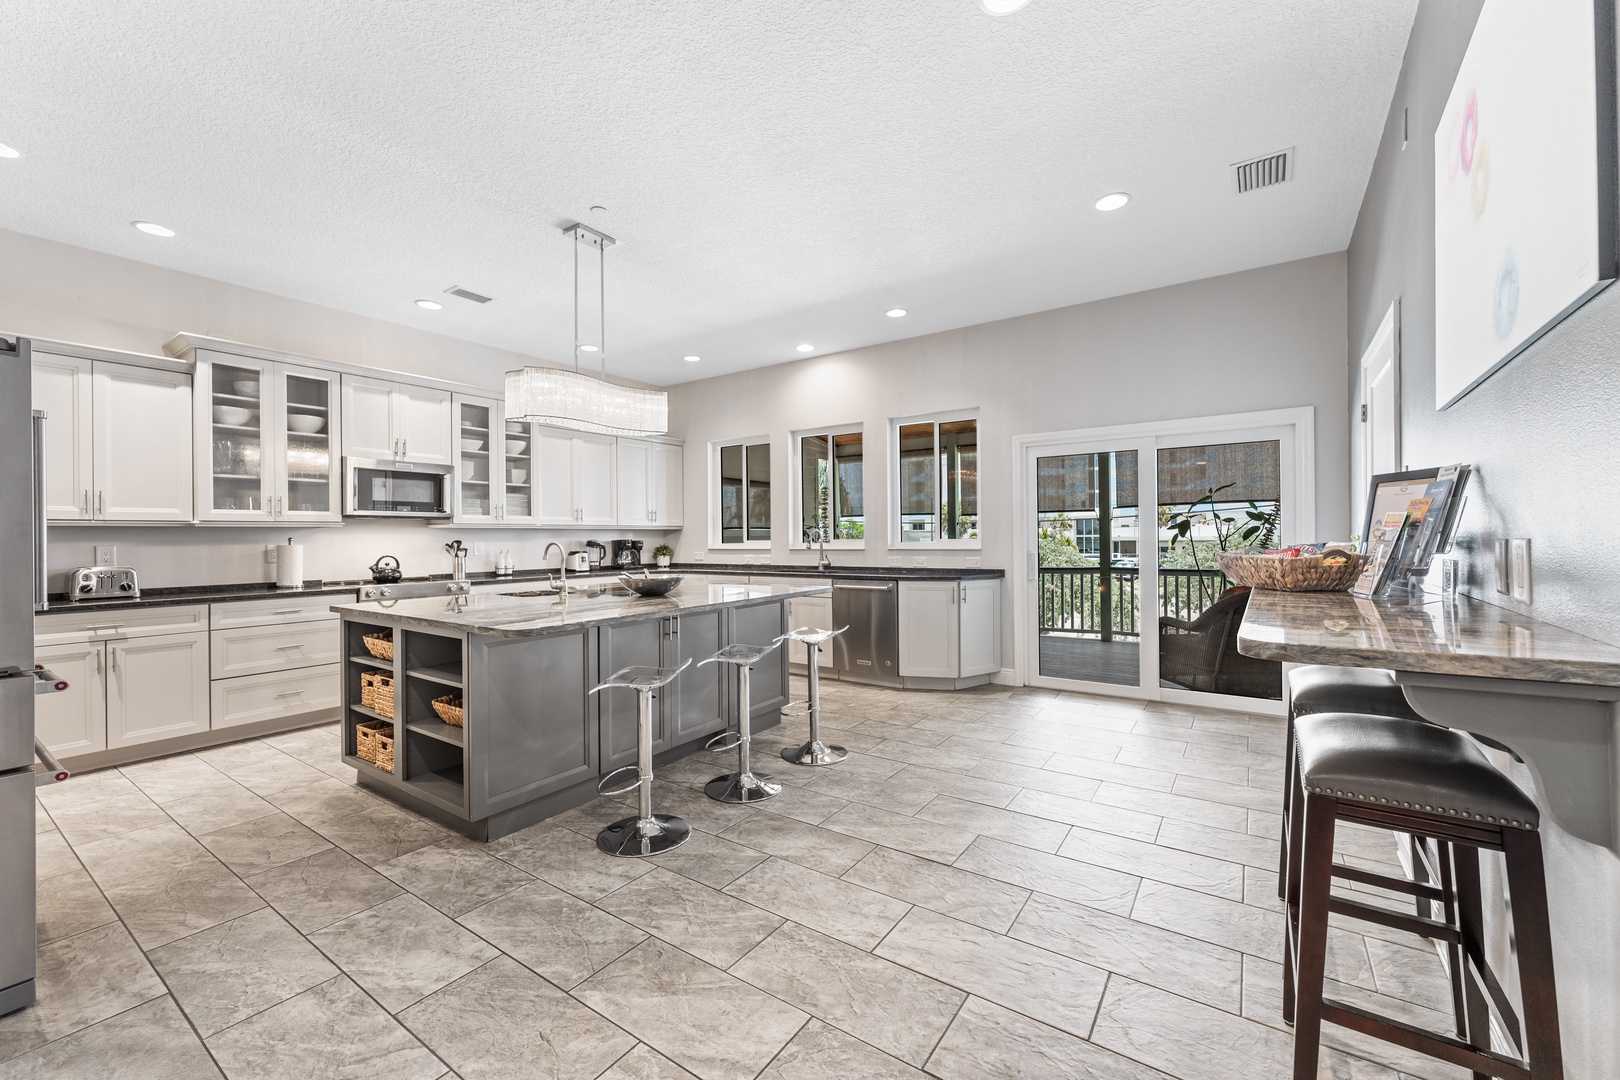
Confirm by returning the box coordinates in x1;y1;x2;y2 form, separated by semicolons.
809;525;832;571
543;541;568;597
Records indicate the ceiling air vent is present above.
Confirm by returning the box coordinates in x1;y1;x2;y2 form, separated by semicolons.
1231;148;1295;195
444;286;493;304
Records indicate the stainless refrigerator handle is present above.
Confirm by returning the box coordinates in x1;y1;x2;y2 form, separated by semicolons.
34;740;70;785
32;410;47;611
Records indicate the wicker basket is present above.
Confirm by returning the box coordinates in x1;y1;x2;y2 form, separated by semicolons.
1216;550;1368;592
431;694;465;727
355;719;395;773
362;630;395;661
360;670;395;718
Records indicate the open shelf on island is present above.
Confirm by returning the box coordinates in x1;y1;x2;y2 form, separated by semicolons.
349;702;394;724
407;665;462;688
405;766;464;807
407;719;465;747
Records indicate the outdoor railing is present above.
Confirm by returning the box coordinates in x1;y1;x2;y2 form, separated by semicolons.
1037;566;1227;639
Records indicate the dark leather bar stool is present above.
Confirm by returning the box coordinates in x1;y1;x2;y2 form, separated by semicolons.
589;660;694;858
1279;666;1427;898
1285;712;1563;1080
700;641;784;803
776;625;849;767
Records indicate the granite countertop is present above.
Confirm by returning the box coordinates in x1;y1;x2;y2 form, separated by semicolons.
39;580;361;615
1238;588;1620;686
332;581;832;638
672;563;1004;581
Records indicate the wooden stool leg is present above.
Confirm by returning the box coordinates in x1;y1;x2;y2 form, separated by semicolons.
1431;839;1469;1041
1290;792;1337;1080
1451;843;1494;1080
1281;756;1309;1022
1278;711;1295;899
1501;828;1565;1080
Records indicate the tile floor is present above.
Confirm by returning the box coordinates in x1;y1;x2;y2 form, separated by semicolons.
6;678;1468;1080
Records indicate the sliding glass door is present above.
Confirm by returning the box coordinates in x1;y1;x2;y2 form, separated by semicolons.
1024;415;1301;708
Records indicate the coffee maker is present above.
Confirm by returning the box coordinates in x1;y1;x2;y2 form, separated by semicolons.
611;539;644;568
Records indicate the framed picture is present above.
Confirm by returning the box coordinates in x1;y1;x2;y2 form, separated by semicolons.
1432;0;1618;409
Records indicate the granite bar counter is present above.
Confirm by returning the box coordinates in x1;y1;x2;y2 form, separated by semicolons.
330;581;830;839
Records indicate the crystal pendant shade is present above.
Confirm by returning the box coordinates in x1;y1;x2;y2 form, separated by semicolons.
504;366;668;437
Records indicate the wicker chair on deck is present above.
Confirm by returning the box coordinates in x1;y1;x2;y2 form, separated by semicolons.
1158;585;1282;699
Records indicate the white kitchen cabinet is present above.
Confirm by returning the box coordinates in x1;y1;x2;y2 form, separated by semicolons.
93;363;194;522
33;641;107;757
210;664;341;730
31;352;94;521
898;578;1001;681
453;396;537;525
786;593;834;669
106;632;210;749
194;351;343;523
616;438;683;527
342;375;452;464
210;621;341;679
535;427;617;525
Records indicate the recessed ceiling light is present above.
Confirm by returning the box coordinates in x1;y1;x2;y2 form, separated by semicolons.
579;344;600;352
886;308;908;318
796;344;814;353
683;355;701;363
0;143;20;159
415;299;442;310
1094;192;1130;212
979;0;1031;14
132;221;175;237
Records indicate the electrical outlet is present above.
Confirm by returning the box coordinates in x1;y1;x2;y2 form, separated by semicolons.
264;545;278;565
95;545;116;566
1510;538;1532;603
692;551;705;561
888;557;902;567
966;557;981;568
912;556;928;567
1494;539;1511;595
472;542;486;556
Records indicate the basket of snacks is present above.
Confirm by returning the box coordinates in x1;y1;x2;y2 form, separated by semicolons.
1216;547;1367;592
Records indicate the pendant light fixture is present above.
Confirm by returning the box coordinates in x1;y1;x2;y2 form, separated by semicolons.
505;223;668;436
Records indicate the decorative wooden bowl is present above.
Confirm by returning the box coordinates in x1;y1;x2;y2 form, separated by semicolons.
1216;551;1368;592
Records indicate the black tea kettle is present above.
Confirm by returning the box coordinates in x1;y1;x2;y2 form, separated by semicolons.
369;555;403;584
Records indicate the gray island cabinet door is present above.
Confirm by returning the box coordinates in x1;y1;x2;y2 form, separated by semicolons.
669;610;725;745
729;600;789;720
599;618;668;772
467;628;596;820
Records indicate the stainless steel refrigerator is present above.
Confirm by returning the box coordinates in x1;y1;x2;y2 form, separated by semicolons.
0;336;47;1016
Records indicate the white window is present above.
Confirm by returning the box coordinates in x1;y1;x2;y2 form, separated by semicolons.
795;427;865;547
893;414;979;546
712;438;771;546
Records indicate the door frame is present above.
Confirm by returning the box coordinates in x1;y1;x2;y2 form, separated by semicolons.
1012;406;1315;714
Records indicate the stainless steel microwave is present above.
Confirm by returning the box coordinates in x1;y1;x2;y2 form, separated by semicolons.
344;457;454;517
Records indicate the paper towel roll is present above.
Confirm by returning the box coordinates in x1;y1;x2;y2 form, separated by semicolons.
276;539;304;589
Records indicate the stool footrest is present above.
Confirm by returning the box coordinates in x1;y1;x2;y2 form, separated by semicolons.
1330;864;1445;901
597;765;643;798
705;732;743;752
1320;999;1531;1080
1328;895;1460;944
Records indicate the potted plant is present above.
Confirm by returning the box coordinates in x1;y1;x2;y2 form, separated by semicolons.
653;544;674;569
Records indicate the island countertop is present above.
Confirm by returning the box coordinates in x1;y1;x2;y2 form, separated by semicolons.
1237;587;1620;687
331;581;831;638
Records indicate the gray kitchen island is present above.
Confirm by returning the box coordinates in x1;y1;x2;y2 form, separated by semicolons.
331;581;829;839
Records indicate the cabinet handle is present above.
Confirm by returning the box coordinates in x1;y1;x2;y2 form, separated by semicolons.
96;490;103;516
274;643;303;650
82;490;89;516
94;650;102;675
109;648;117;675
273;609;306;615
276;688;306;697
402;438;408;458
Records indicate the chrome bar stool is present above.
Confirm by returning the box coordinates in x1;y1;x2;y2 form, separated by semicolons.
701;641;784;803
776;625;849;767
589;659;693;858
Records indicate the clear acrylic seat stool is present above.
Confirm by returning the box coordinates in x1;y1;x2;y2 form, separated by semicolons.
589;659;693;857
776;625;849;767
700;641;784;803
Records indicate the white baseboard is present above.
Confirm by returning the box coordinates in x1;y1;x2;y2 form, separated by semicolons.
992;667;1020;686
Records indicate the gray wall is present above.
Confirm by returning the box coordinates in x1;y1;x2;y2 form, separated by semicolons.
1347;4;1620;1075
669;252;1352;673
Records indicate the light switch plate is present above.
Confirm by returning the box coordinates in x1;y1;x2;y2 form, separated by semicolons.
692;551;705;561
1494;539;1511;595
1510;538;1532;603
472;542;486;556
96;545;116;565
966;557;981;568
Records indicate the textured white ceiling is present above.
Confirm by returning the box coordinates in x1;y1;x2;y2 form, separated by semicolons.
1;0;1416;385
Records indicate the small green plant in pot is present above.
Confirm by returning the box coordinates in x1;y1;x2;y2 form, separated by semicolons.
653;544;674;569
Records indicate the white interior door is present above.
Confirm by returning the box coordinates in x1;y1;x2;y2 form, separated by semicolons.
1360;302;1401;529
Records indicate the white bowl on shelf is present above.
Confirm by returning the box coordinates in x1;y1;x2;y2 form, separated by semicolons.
507;469;527;485
460;438;484;452
505;439;526;455
213;405;254;426
231;380;260;397
287;415;325;434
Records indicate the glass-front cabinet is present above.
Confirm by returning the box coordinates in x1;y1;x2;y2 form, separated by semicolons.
452;394;535;524
194;350;342;523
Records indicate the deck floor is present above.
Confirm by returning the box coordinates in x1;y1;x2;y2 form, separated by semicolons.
1038;634;1140;686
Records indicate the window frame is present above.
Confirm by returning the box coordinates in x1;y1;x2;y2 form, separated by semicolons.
709;436;774;549
790;423;867;550
888;409;982;550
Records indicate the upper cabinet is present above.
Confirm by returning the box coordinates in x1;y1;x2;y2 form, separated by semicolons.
453;395;537;525
341;375;452;464
533;427;616;526
33;351;193;523
616;439;683;528
194;351;342;524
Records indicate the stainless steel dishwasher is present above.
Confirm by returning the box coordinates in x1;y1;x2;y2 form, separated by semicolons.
831;579;898;678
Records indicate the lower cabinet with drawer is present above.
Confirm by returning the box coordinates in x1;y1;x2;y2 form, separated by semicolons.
34;631;210;754
211;664;342;729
